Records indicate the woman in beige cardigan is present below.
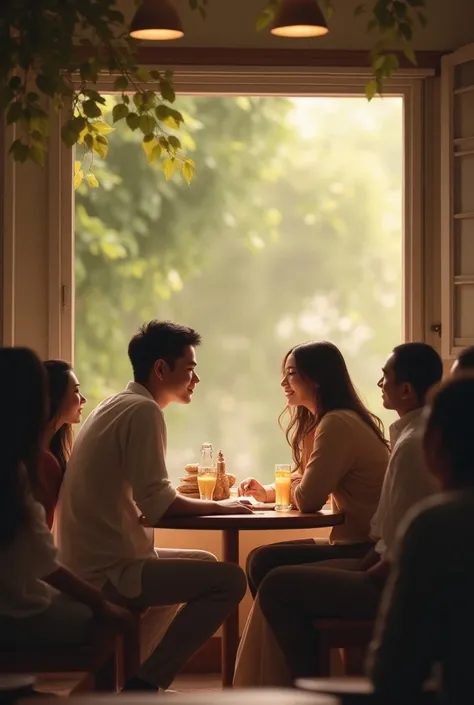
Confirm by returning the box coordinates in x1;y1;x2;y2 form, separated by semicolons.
234;340;389;686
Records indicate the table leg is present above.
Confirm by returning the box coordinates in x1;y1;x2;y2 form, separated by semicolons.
221;529;239;687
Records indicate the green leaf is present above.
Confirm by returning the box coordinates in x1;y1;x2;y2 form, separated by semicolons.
91;120;115;135
30;115;49;136
29;144;45;166
155;104;172;121
9;140;30;163
403;46;417;65
136;67;152;83
142;136;158;163
365;79;378;101
162;157;177;180
6;101;24;125
126;113;140;131
83;89;107;105
112;103;129;123
114;76;129;92
73;168;84;189
416;11;427;27
181;159;196;185
93;135;108;159
83;100;102;119
168;135;181;152
61;124;79;148
151;144;163;162
139;114;156;135
256;8;273;31
86;173;100;188
159;78;176;103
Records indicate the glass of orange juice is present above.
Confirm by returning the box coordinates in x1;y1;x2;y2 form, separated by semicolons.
275;464;292;512
197;467;217;501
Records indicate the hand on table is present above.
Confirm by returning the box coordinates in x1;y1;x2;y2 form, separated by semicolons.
216;498;254;515
238;477;267;502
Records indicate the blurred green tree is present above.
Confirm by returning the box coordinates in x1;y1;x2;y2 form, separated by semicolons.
75;96;403;483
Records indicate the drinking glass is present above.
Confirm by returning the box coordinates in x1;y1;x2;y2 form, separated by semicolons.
274;464;292;511
197;467;217;500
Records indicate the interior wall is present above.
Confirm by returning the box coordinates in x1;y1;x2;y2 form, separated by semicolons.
118;0;474;52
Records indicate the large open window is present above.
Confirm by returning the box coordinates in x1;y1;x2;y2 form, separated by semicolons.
73;90;405;485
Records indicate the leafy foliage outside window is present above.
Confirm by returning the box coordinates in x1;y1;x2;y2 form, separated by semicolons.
0;0;426;176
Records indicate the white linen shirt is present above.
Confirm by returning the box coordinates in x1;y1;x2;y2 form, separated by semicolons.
56;382;177;598
370;407;439;561
0;483;59;617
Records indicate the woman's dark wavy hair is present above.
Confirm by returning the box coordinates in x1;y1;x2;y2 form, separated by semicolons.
0;347;47;546
43;360;74;473
280;341;389;470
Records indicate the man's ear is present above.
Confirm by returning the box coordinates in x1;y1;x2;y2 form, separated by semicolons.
153;359;166;381
401;381;414;400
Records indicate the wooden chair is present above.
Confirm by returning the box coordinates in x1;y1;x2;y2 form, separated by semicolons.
0;632;122;693
313;620;374;676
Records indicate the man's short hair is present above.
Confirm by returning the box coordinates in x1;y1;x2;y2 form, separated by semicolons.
456;346;474;372
128;320;201;384
391;342;443;403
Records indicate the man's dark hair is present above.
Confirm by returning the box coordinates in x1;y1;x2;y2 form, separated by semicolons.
426;375;474;486
128;320;201;384
456;346;474;371
391;342;443;403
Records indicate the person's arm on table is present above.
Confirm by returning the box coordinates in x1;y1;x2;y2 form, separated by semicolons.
238;478;276;503
128;404;253;522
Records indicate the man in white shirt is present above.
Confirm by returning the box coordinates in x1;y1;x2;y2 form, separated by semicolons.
57;320;252;691
257;342;443;682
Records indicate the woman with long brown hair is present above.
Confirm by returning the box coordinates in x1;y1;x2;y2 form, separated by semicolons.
36;360;86;528
234;341;389;687
0;347;131;653
240;341;389;596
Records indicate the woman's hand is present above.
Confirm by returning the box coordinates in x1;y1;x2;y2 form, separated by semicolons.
238;477;267;502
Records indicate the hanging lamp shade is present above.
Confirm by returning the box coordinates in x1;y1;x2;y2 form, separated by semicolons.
271;0;328;38
129;0;184;41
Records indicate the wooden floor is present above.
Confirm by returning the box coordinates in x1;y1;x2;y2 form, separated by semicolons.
35;673;222;695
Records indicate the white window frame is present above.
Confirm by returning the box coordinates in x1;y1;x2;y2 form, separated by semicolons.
45;66;431;363
440;43;474;359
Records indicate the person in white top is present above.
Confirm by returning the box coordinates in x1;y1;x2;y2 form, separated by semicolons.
256;342;443;683
56;320;252;691
0;347;131;651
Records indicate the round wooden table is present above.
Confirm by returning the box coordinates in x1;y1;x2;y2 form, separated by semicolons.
156;509;344;687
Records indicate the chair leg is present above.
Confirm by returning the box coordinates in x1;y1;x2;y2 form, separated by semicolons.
315;640;332;677
94;650;118;692
341;646;367;675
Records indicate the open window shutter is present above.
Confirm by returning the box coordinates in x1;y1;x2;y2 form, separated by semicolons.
441;43;474;358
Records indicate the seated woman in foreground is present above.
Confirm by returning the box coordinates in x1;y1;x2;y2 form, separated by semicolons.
234;341;389;687
36;360;86;528
239;340;390;597
0;347;131;653
369;375;474;705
